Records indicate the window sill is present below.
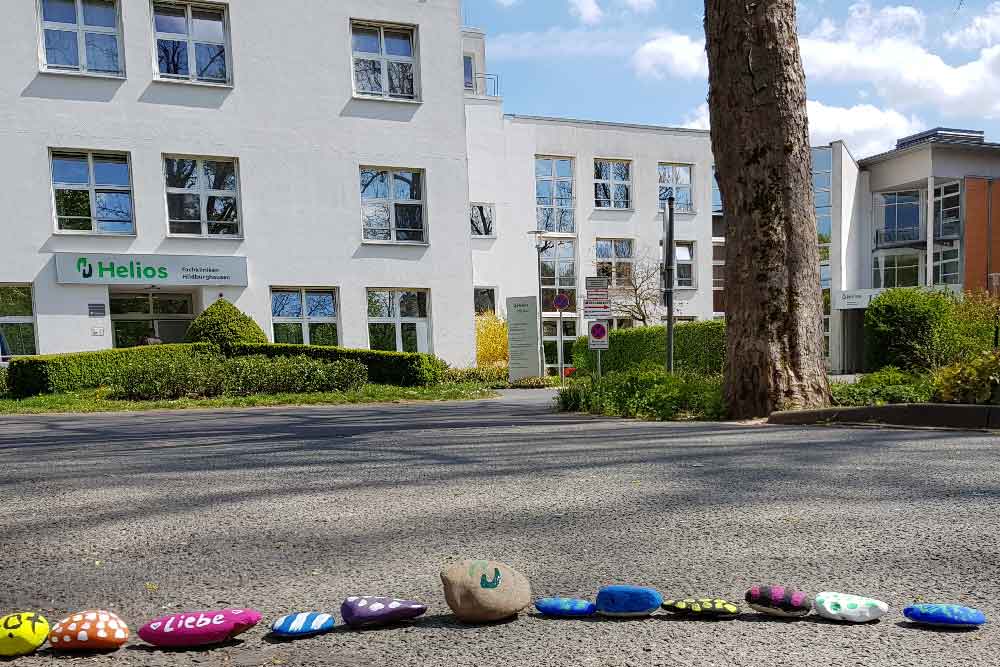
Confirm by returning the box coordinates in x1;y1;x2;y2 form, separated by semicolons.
39;67;126;81
472;235;497;240
166;234;244;241
362;240;429;247
53;230;136;238
659;209;697;215
153;76;234;90
594;207;635;212
352;94;422;105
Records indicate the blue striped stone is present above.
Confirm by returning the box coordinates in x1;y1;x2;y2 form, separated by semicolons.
270;612;335;638
903;604;986;628
534;597;597;617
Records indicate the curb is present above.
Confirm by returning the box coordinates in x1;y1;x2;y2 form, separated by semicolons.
768;403;1000;430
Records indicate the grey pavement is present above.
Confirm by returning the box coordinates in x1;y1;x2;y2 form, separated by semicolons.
0;390;997;666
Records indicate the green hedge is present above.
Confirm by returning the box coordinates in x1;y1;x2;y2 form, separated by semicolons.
831;367;933;406
864;289;960;371
558;370;725;421
934;351;1000;405
572;321;725;375
228;343;446;386
0;365;8;397
7;343;217;398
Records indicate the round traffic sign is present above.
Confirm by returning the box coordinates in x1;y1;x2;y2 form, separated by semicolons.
553;292;571;311
590;322;608;339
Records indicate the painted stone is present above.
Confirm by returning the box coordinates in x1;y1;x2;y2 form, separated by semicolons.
534;597;597;617
341;597;427;627
138;609;261;648
813;592;888;623
662;598;740;619
0;612;49;657
270;612;336;638
595;586;663;617
745;585;813;618
49;610;129;652
441;559;532;623
903;604;986;628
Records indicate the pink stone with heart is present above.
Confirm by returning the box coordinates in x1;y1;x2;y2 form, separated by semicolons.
138;609;262;648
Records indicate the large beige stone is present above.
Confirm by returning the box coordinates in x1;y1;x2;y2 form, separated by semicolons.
440;559;531;623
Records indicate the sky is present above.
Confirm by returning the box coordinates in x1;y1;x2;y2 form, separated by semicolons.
461;0;1000;158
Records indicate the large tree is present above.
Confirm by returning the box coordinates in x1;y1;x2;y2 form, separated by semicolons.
704;0;831;417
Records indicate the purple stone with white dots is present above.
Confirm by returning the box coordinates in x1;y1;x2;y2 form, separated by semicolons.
340;596;427;628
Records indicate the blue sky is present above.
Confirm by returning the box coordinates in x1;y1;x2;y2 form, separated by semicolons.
462;0;1000;157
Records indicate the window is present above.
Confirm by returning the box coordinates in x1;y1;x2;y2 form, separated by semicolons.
360;168;425;243
51;151;134;234
463;54;475;90
658;163;692;212
934;182;961;239
933;247;961;285
474;288;496;315
609;318;634;330
39;0;123;76
712;167;726;239
164;156;241;236
675;242;695;288
813;147;832;262
271;288;339;346
542;318;576;376
352;22;416;100
875;190;922;245
367;289;430;353
471;203;495;237
109;292;194;347
872;253;921;288
822;287;831;359
595;239;634;287
540;240;576;313
153;2;230;84
712;243;725;313
536;157;574;233
594;159;631;209
0;286;36;359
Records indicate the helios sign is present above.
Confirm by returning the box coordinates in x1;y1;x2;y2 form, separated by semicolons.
55;253;248;287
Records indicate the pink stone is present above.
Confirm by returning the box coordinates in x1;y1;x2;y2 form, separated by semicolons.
138;609;261;648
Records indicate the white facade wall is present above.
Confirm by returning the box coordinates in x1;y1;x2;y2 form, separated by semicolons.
0;0;476;365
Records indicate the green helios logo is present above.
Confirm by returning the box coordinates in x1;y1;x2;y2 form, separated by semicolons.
75;256;168;281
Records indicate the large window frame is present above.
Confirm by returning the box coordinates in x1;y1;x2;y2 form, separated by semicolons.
366;288;430;353
596;238;634;288
270;288;340;346
38;0;125;77
594;159;631;209
109;291;195;347
933;246;961;286
658;163;693;213
152;1;233;85
540;239;577;314
474;287;497;315
163;155;242;237
542;317;576;376
675;242;695;288
351;21;419;101
934;181;962;239
535;156;575;234
874;190;923;245
51;149;135;235
360;167;426;243
872;252;922;289
0;285;37;360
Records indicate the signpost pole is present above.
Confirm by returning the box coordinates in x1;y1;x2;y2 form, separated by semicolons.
597;347;602;380
663;196;676;372
558;308;564;385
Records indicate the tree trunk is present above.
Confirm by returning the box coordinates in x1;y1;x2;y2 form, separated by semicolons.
704;0;831;418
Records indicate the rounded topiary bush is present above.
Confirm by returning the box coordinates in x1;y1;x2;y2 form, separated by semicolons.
186;299;267;353
864;288;960;371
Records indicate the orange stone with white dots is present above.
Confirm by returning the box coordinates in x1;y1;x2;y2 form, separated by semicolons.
48;610;129;652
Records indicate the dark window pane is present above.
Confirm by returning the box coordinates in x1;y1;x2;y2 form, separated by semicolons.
208;221;239;235
367;290;393;317
43;0;78;23
712;215;726;238
308;323;338;347
614;239;633;257
206;196;237;221
394;204;423;233
204;161;236;190
110;294;150;315
45;30;79;68
384;30;412;57
59;217;92;231
158;39;189;76
354;59;382;94
83;0;116;27
0;324;37;357
305;291;336;318
474;288;496;314
114;320;154;348
195;43;227;81
388;61;414;97
0;287;33;317
192;9;225;41
85;32;119;73
352;26;380;53
613;162;630;181
170;220;201;235
55;189;91;217
271;291;302;318
369;323;397;351
273;322;304;345
399;291;427;317
165;158;198;188
52;154;89;184
93;156;129;186
595;183;611;207
464;55;474;88
596;239;612;259
393;171;421;200
614;184;630;208
154;5;187;34
152;294;192;315
401;323;418;352
557;209;575;233
594;160;610;180
168;193;200;221
536;208;555;232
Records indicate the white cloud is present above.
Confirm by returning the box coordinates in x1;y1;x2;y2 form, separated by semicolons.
631;31;707;79
680;100;923;158
840;1;925;44
569;0;603;25
622;0;656;12
490;27;638;60
495;0;519;6
944;2;1000;49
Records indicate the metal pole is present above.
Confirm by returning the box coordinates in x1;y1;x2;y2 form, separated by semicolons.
663;196;676;372
558;308;564;385
596;347;602;380
536;246;545;378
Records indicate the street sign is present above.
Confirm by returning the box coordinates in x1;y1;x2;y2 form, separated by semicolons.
506;297;541;381
586;276;610;291
553;292;571;311
589;321;609;350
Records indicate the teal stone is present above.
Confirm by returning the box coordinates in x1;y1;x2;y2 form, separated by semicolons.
534;598;596;617
903;604;986;628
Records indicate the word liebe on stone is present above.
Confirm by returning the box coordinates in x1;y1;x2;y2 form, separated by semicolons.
138;609;262;648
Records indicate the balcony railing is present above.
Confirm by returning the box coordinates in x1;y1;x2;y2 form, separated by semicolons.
465;73;501;97
874;226;923;248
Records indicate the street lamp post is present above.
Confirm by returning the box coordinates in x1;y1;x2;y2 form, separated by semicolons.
528;230;551;378
662;195;676;372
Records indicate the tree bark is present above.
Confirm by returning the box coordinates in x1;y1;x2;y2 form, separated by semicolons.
704;0;831;418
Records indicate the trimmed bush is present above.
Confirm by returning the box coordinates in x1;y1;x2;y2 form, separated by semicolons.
444;366;510;388
185;299;267;353
510;375;554;389
864;289;963;371
571;321;725;375
476;313;509;367
222;356;367;395
7;343;217;398
107;350;227;401
831;367;933;407
228;343;446;386
558;369;725;420
933;351;1000;405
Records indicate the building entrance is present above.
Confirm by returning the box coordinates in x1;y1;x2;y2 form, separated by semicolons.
109;291;195;347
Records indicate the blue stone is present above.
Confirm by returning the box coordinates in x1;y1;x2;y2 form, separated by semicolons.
903;604;986;628
595;585;663;617
534;597;597;617
270;612;336;637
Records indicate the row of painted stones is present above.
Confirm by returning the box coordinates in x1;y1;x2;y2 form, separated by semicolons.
0;560;988;658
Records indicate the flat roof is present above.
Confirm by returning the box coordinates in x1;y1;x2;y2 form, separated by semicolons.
860;127;1000;167
504;113;711;136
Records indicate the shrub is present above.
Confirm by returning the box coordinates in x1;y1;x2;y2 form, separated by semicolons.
559;369;725;421
0;365;8;397
864;289;963;371
228;343;446;386
185;299;267;353
953;290;1000;353
476;313;509;367
107;350;227;401
510;375;553;389
571;321;725;375
933;351;1000;405
443;366;510;388
222;355;367;395
7;343;218;398
831;366;933;406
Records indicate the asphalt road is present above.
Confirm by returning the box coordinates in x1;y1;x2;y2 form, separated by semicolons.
1;390;997;666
